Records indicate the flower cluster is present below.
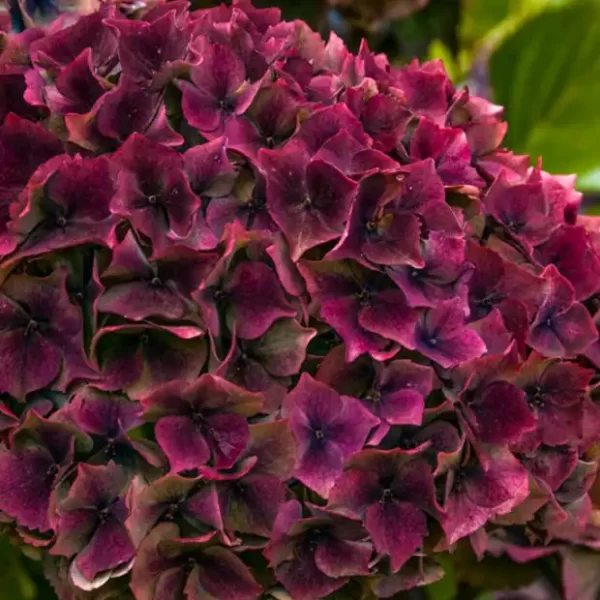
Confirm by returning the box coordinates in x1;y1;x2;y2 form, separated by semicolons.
0;1;599;598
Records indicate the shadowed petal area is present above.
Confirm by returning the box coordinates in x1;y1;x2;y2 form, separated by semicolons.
91;323;207;399
366;500;428;572
0;444;56;531
0;114;62;255
0;268;93;399
142;374;262;470
155;416;211;473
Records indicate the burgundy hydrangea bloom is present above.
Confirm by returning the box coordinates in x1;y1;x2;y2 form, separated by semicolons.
110;134;201;249
283;374;378;498
442;447;528;545
456;352;536;447
68;385;163;470
0;114;62;255
180;38;263;136
315;346;433;444
10;154;118;259
51;462;135;588
0;413;87;532
200;419;297;538
97;231;218;322
327;170;423;268
106;9;193;87
29;4;118;74
126;472;225;547
0;268;94;399
328;450;441;572
213;318;316;410
412;301;487;368
299;259;416;362
91;323;207;399
130;523;262;600
1;1;599;597
194;254;296;340
527;265;597;357
511;353;594;450
260;145;358;262
409;119;485;190
264;500;372;600
141;374;263;473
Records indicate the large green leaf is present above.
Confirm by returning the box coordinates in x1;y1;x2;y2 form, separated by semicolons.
0;537;37;600
489;1;600;176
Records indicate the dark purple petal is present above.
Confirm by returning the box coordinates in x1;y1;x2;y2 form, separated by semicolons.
223;261;296;339
0;444;55;531
328;171;423;268
220;473;286;537
0;113;63;252
467;381;535;445
74;515;134;582
107;11;192;84
111;133;199;245
520;445;578;491
314;536;371;578
260;147;358;261
365;500;428;572
155;416;211;473
410;119;484;189
283;374;378;498
30;5;118;73
290;103;369;155
188;546;262;600
0;269;93;399
415;302;487;367
91;323;207;399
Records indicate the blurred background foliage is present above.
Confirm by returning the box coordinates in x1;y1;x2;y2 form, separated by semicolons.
1;0;600;598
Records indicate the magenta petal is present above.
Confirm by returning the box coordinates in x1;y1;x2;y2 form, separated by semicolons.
0;114;62;253
464;453;528;509
261;148;357;261
0;445;55;531
365;500;427;573
359;289;420;349
469;381;535;444
180;81;222;132
442;490;490;546
520;445;578;491
225;261;295;340
275;549;344;600
292;103;369;155
314;537;372;578
107;11;191;84
204;412;249;470
155;416;210;473
283;375;378;498
415;302;487;368
537;402;584;447
0;327;62;399
74;516;135;582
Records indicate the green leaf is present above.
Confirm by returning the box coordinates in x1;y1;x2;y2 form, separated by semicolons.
459;0;511;49
578;167;600;192
0;537;37;600
489;1;600;175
